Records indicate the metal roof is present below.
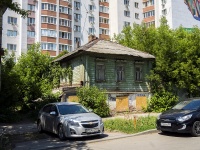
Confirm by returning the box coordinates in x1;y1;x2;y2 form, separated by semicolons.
54;39;155;62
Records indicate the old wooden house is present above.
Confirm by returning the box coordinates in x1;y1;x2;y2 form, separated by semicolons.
55;36;155;111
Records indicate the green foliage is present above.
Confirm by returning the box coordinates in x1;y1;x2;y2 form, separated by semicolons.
104;116;156;134
76;86;110;117
114;17;200;97
145;90;178;113
0;44;71;122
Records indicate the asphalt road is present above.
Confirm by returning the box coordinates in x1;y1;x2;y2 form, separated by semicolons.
53;132;200;150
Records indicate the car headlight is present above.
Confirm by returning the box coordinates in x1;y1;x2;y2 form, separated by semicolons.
68;120;80;127
177;114;192;123
99;118;103;124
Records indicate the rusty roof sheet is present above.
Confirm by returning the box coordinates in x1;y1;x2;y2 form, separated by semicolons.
54;39;155;62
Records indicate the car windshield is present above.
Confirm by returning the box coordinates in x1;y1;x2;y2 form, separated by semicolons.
172;100;200;110
57;104;89;115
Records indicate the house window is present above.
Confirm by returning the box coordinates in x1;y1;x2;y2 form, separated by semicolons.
42;3;57;11
59;6;71;14
135;2;139;8
162;9;167;15
135;13;139;19
8;16;17;24
96;62;105;81
41;43;56;50
41;29;57;37
135;65;143;82
59;19;72;27
99;28;109;35
41;16;56;24
7;44;17;51
124;0;129;5
74;13;81;21
59;44;72;52
116;65;125;82
124;10;130;17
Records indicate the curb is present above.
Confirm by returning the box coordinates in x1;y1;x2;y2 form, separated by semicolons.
39;129;158;150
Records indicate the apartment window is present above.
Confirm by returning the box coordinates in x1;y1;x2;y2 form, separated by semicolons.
59;44;72;52
59;6;71;14
124;0;129;5
42;3;57;11
88;28;95;35
99;28;109;35
59;31;71;39
135;2;139;8
41;43;56;50
162;9;167;15
41;16;56;24
7;44;17;51
27;31;35;37
8;16;17;24
143;10;155;18
7;30;17;37
27;17;35;25
124;10;130;17
89;16;95;23
143;2;148;7
28;4;35;11
99;6;109;13
59;19;71;27
161;0;166;4
96;62;105;81
74;37;81;47
150;0;154;5
89;5;95;11
99;0;109;2
41;29;57;37
74;13;81;21
135;65;143;82
99;17;109;24
145;21;155;27
135;13;139;19
74;1;80;9
124;21;130;27
116;65;125;82
74;25;81;32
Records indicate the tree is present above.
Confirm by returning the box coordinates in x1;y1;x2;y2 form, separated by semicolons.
0;0;29;91
114;17;200;98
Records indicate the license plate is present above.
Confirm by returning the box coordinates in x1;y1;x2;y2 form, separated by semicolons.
86;128;99;133
161;122;171;127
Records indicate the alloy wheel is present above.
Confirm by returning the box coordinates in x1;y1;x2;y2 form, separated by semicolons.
191;121;200;137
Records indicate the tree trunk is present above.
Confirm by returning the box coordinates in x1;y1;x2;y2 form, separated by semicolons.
0;7;8;91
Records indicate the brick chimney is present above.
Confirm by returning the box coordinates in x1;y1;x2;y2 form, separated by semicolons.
88;35;97;42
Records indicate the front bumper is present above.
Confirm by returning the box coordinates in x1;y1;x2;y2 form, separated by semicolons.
63;122;104;137
156;119;193;133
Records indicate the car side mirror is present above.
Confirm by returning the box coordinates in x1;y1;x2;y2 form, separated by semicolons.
50;111;57;116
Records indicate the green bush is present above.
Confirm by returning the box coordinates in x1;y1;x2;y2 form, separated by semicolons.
104;116;156;134
145;90;178;113
76;86;110;117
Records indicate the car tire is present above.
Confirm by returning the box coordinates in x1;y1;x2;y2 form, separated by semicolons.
191;121;200;137
37;120;43;133
58;124;66;140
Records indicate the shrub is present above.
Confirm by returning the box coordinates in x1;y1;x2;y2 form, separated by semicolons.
76;86;110;117
145;90;178;113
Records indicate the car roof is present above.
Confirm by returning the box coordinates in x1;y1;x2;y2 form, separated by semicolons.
48;102;80;106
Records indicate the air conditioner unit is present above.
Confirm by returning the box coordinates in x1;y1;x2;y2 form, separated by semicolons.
74;18;79;22
90;21;95;25
68;2;72;7
162;4;165;9
76;7;80;10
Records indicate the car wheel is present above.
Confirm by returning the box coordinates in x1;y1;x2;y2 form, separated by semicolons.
191;121;200;137
37;120;43;133
58;124;66;140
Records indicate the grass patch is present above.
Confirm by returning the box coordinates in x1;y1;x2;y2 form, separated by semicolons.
104;116;157;134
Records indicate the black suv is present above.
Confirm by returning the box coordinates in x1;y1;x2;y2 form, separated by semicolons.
156;98;200;136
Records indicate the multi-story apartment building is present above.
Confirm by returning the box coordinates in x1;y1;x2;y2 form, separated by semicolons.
2;0;143;59
155;0;200;29
142;0;155;27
